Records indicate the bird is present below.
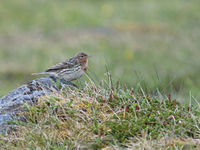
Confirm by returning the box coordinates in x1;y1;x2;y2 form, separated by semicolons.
32;52;90;81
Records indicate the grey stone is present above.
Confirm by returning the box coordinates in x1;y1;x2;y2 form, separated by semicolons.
0;76;76;134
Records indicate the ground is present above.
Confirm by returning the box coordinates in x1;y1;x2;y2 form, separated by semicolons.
0;0;200;103
0;83;199;149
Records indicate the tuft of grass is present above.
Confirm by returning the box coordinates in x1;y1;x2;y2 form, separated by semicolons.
0;80;199;149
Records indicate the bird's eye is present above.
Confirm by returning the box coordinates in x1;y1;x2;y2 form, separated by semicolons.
80;55;84;58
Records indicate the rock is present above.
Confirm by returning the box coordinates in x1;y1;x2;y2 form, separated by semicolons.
0;76;76;134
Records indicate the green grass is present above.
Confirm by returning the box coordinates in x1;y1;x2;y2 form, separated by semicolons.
0;0;200;102
0;81;199;149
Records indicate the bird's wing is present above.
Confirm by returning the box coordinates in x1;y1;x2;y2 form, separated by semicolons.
58;65;81;76
45;60;76;72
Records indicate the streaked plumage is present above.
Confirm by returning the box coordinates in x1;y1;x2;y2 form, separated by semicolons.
32;52;89;81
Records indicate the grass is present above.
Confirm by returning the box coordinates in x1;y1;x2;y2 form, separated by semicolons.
0;0;200;149
0;0;200;103
0;78;199;149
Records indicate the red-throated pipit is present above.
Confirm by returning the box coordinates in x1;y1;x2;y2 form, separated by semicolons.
32;52;90;81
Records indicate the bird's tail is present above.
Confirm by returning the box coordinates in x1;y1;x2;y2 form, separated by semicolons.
32;72;47;75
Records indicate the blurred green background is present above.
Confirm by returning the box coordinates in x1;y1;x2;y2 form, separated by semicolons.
0;0;200;103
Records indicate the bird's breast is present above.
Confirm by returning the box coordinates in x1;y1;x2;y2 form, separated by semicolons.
81;59;88;72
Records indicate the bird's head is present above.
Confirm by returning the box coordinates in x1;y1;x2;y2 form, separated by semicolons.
75;52;90;65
